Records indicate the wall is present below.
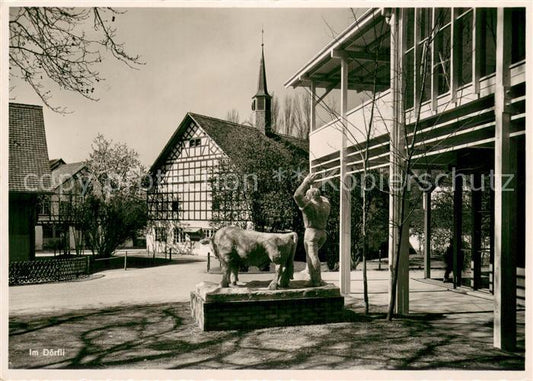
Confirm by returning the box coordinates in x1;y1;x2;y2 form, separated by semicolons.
9;194;36;262
310;90;392;167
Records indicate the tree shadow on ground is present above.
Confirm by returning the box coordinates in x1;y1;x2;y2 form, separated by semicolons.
9;302;525;370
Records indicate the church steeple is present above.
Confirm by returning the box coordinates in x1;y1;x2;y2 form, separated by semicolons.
251;29;272;135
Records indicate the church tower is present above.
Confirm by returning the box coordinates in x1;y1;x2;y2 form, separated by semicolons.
251;31;272;136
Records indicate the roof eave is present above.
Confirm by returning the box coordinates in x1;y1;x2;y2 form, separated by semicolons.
149;113;194;174
284;7;385;89
9;189;55;195
52;164;88;189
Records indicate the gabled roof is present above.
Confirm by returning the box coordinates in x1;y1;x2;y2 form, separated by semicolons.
150;112;308;173
51;161;87;189
49;158;66;171
9;103;52;193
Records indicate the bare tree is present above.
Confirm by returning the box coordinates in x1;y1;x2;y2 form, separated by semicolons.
226;109;240;123
275;92;311;139
9;7;143;113
294;92;311;139
271;94;280;131
281;95;296;136
305;9;468;318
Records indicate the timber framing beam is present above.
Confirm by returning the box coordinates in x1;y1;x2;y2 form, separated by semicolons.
331;48;390;63
299;77;389;91
327;49;390;90
316;84;335;105
344;48;390;63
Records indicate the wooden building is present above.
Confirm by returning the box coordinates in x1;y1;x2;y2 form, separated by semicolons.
285;7;525;350
147;45;308;254
35;159;89;252
9;103;52;262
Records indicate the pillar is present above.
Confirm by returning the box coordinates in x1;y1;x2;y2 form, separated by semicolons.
339;56;351;295
35;225;43;251
388;9;409;314
423;191;432;279
452;173;463;288
69;226;77;250
471;172;482;289
493;7;516;351
489;185;495;293
309;81;316;174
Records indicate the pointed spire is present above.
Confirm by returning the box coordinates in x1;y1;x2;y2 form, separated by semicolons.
255;28;270;97
252;28;272;135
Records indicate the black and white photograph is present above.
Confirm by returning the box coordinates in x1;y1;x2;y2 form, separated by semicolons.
1;1;531;379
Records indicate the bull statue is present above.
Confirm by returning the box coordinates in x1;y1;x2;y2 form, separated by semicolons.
211;226;297;290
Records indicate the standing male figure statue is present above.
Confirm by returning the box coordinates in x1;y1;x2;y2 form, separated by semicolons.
294;173;331;287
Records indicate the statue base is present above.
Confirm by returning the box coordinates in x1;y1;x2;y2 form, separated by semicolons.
190;280;346;331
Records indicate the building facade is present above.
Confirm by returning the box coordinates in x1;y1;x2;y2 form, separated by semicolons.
285;7;526;350
9;103;52;262
147;113;249;254
147;45;308;255
35;159;89;252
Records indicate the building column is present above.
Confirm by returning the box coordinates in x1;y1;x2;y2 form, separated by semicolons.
309;81;316;173
423;190;432;279
338;56;351;295
493;7;516;351
452;173;463;288
470;172;482;290
388;9;408;314
35;225;43;251
489;186;495;294
30;196;36;260
69;226;77;250
310;81;317;133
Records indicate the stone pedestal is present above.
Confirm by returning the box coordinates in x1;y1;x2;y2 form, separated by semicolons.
190;280;346;331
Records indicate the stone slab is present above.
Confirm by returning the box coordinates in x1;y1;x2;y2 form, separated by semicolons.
195;280;341;303
190;280;346;331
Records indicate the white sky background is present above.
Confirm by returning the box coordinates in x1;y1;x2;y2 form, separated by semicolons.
9;7;362;168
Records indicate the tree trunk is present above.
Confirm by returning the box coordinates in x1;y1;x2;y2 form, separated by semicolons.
362;181;369;314
362;236;369;314
387;185;408;320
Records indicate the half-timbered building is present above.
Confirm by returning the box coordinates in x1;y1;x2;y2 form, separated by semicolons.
147;45;308;254
35;159;89;252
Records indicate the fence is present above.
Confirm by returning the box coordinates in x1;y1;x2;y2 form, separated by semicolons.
9;256;90;286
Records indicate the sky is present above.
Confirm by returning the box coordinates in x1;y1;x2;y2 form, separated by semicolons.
9;7;362;168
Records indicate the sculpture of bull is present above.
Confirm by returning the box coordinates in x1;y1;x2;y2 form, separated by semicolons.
211;226;297;290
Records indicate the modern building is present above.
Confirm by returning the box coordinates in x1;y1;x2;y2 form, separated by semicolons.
147;43;308;254
285;7;525;350
35;159;89;252
9;103;52;262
